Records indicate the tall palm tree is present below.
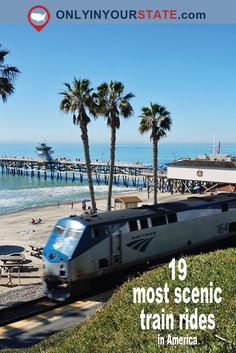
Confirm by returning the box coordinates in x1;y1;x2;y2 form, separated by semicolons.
95;81;134;211
59;78;97;212
139;103;172;205
0;45;20;102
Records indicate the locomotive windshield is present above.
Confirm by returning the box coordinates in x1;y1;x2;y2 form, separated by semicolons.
45;219;85;259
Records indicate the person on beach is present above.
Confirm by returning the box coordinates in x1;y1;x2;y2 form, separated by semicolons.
71;201;74;210
35;218;42;224
81;200;86;211
31;218;36;225
57;202;60;208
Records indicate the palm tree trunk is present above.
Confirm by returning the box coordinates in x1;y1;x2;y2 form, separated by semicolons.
80;123;96;212
107;126;116;211
153;138;158;205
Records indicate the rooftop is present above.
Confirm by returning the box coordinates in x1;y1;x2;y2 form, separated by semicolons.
168;159;236;169
168;153;236;169
114;196;142;203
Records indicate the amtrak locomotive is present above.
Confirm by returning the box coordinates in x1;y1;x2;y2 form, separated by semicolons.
43;193;236;300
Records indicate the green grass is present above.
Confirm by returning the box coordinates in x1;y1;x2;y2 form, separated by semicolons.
4;247;236;353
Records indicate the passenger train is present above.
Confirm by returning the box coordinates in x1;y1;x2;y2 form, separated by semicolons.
43;193;236;300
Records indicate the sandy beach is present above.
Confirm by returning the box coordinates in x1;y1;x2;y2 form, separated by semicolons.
0;190;190;305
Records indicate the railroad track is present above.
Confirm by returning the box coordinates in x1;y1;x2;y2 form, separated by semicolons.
0;285;115;329
0;289;114;349
0;296;63;327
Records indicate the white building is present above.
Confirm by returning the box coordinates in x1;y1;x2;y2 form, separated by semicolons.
167;154;236;185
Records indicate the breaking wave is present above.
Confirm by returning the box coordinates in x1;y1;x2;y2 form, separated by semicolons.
0;185;135;214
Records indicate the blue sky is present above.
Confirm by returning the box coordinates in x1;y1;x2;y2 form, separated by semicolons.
0;24;235;144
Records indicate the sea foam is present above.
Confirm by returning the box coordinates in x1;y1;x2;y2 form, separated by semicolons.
0;184;135;214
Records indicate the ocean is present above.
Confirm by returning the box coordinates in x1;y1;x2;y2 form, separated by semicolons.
0;142;235;214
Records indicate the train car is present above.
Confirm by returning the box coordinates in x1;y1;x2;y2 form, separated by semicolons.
42;193;236;300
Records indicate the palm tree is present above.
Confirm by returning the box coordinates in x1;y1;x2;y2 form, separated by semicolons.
59;78;97;212
95;81;134;211
0;45;20;102
139;103;172;205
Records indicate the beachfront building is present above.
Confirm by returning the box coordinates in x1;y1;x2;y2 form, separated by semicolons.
167;154;236;193
114;196;142;210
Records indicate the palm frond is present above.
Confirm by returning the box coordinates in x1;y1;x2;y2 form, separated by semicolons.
0;50;9;64
140;106;152;116
119;100;133;118
95;80;134;128
80;79;91;93
138;102;172;141
60;97;73;113
0;47;20;102
59;78;94;127
150;103;161;115
160;115;172;131
0;77;14;102
63;82;72;92
112;81;124;95
123;92;135;101
139;117;152;134
1;65;20;76
97;82;108;93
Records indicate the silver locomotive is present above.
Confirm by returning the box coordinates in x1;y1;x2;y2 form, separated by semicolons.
43;193;236;300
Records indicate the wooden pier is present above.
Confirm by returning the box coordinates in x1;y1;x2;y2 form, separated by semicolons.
1;155;229;195
0;156;168;190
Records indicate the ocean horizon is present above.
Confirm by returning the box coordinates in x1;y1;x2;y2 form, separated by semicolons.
1;141;236;163
0;142;235;214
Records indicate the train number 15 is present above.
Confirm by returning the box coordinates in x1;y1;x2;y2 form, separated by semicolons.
217;222;229;236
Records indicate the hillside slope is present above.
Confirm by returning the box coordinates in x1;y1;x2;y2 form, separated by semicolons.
5;247;236;353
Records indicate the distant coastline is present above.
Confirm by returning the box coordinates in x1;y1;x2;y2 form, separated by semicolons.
0;142;236;165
